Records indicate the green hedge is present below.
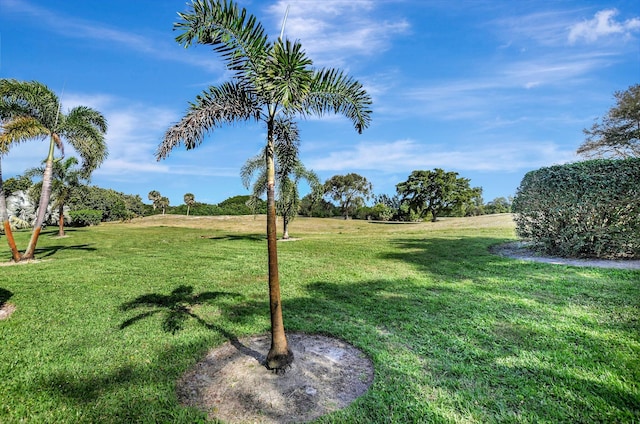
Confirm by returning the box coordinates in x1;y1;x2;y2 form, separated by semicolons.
512;158;640;259
69;210;103;227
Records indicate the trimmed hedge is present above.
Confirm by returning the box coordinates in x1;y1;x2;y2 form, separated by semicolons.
69;210;102;227
512;158;640;259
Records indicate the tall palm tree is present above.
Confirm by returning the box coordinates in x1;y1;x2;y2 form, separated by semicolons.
25;157;85;237
0;79;107;260
184;192;195;216
241;118;320;239
157;0;372;370
158;196;169;215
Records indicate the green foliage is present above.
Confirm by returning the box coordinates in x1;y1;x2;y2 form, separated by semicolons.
396;169;482;222
69;185;142;222
299;194;338;218
1;175;32;196
513;158;640;258
68;209;102;227
324;173;373;219
577;84;640;159
218;195;266;215
485;197;512;214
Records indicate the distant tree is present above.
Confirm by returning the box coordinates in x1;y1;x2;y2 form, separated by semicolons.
2;175;32;197
25;157;86;236
148;190;161;211
324;173;373;219
299;194;337;218
156;1;371;370
241;119;321;239
396;169;481;222
577;84;640;159
184;193;195;216
69;186;140;221
485;197;512;214
158;196;170;215
0;78;107;261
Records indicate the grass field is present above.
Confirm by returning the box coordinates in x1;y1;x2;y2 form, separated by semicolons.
0;214;638;423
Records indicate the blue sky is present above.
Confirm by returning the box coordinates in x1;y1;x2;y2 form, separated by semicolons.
1;0;638;207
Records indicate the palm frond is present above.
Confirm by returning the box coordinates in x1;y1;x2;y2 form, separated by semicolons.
175;0;270;77
157;82;260;160
0;116;49;146
64;106;108;177
0;79;60;130
304;68;373;134
240;150;266;189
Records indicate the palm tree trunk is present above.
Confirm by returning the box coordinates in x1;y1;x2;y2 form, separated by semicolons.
58;203;65;237
282;215;290;240
265;120;292;370
0;159;21;262
22;136;56;260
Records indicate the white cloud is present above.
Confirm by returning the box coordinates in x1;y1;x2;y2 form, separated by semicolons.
307;139;578;173
265;0;409;67
568;9;640;44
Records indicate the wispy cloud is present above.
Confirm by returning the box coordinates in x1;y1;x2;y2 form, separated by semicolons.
307;139;578;174
0;0;220;72
568;9;640;44
264;0;409;67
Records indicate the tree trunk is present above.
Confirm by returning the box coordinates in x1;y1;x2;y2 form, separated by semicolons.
282;215;290;240
265;119;292;370
22;136;56;260
0;159;21;262
58;203;65;237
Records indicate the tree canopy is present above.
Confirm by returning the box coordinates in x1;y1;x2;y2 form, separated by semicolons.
324;173;373;219
396;169;481;222
577;84;640;159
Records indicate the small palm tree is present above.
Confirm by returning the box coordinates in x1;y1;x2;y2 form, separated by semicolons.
157;0;371;370
0;79;107;260
158;196;169;215
148;190;161;211
25;157;85;237
184;192;195;216
241;118;320;239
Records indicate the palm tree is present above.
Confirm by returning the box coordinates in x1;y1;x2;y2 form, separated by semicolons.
184;192;195;216
25;157;85;237
241;119;320;239
148;190;161;211
0;79;108;260
158;196;169;215
156;0;372;370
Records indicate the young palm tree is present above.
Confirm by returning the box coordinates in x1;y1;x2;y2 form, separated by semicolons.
25;157;86;237
241;118;321;239
0;79;108;260
148;190;161;211
157;0;372;370
184;193;196;216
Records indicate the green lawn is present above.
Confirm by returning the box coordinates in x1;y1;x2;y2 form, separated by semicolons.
1;214;638;423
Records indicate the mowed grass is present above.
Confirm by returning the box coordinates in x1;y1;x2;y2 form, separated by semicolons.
0;214;638;423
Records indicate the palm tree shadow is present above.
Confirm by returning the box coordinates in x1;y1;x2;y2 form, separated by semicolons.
0;288;13;307
119;285;264;362
34;243;97;258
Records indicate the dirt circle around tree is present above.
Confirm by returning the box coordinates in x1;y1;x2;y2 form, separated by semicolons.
177;333;374;423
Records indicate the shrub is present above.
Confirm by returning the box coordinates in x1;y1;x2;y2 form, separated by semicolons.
512;158;640;259
69;210;102;227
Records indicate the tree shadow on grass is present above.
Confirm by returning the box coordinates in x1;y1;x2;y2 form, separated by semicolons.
201;234;265;242
119;285;263;361
0;288;12;307
34;243;97;259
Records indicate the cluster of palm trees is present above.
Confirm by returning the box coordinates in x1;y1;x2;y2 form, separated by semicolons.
2;0;371;370
0;79;108;261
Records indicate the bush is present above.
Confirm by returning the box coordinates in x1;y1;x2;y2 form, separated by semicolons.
512;158;640;259
69;210;102;227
